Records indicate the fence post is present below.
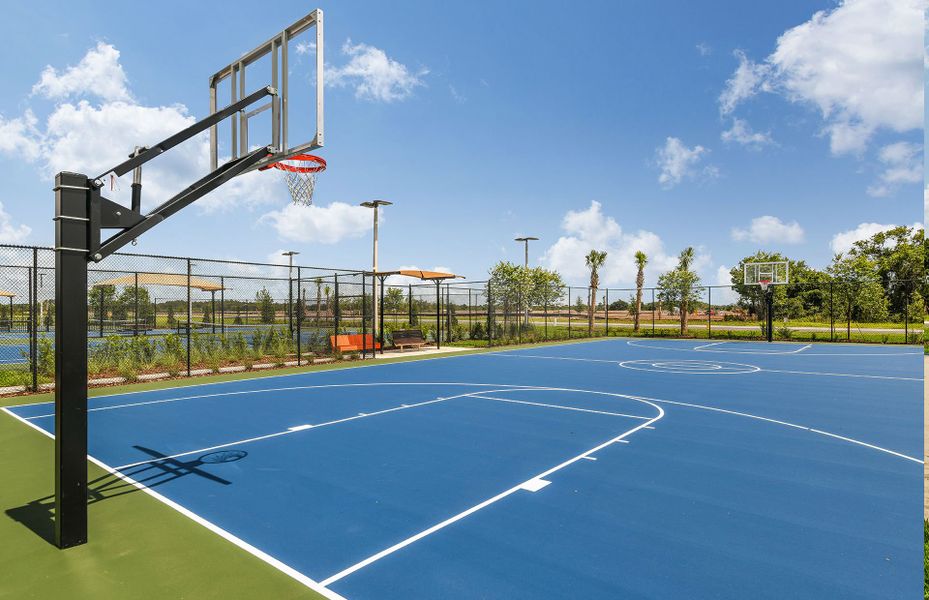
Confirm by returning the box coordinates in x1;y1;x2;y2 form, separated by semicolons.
362;273;368;359
487;281;493;348
605;289;609;337
517;287;522;344
296;266;302;365
134;271;140;335
379;278;385;353
707;286;712;338
568;287;572;339
186;259;191;376
435;281;441;350
651;288;656;334
829;281;834;341
468;288;472;339
544;299;548;340
31;248;38;391
445;284;451;344
903;281;908;343
99;286;105;337
846;286;851;342
220;276;225;336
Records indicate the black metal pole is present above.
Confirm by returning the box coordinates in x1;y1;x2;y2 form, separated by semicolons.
568;287;572;339
186;259;191;375
765;288;774;343
408;283;413;325
133;271;140;335
220;276;225;336
98;285;105;337
362;274;367;359
54;172;89;548
446;284;451;344
603;288;610;337
435;281;441;349
334;274;340;335
31;249;38;390
829;281;834;341
379;276;385;353
904;281;908;342
487;282;493;348
846;286;851;342
296;266;302;365
211;291;217;334
651;288;656;334
707;286;712;339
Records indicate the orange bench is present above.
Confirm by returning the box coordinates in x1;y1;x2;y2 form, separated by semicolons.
330;333;381;353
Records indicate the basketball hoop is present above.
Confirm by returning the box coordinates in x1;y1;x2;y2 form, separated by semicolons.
759;279;772;292
263;154;326;206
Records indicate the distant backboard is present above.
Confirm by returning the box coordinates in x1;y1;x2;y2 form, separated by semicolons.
209;9;324;173
743;261;789;287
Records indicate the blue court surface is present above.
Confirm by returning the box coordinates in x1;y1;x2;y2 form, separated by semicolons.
4;338;922;599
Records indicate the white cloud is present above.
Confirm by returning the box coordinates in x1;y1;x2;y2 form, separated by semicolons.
656;137;714;188
829;221;919;254
541;201;685;287
448;84;466;104
0;43;280;214
260;202;371;244
718;50;771;115
696;43;712;57
720;0;924;155
720;118;774;148
731;216;805;244
866;141;922;197
0;110;42;160
295;41;316;55
0;202;31;243
714;265;738;304
32;42;131;102
328;40;427;102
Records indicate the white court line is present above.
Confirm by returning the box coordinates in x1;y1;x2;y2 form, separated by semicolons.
0;406;347;600
692;341;725;350
110;389;537;471
623;395;923;464
624;339;923;356
319;401;665;587
762;368;921;382
21;382;547;420
467;394;652;420
491;353;919;381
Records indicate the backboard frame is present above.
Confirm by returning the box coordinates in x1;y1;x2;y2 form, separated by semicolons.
743;261;789;287
208;9;324;173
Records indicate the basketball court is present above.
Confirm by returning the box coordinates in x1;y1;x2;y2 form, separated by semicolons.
5;338;921;599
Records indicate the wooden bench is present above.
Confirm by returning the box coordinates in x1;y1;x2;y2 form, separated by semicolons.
329;333;381;353
391;329;427;351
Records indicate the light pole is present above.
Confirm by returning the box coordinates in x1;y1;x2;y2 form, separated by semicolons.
282;251;300;334
514;236;538;326
361;201;392;350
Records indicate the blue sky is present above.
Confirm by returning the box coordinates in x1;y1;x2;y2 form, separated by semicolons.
0;0;922;288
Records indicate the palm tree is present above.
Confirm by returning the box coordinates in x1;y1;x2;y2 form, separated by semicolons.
633;251;647;332
585;250;608;335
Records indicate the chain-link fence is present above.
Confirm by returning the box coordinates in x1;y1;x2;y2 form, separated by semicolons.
0;243;922;392
378;279;925;348
0;245;371;391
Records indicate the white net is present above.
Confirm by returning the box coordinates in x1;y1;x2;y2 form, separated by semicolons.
271;154;326;206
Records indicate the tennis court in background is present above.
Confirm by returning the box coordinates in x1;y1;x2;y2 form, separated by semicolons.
3;338;922;599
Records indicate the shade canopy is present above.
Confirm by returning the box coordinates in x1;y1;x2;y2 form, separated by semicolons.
0;290;15;298
377;269;464;281
92;273;224;292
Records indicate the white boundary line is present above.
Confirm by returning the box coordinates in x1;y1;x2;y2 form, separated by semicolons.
692;341;725;350
626;338;921;357
492;353;920;381
618;359;760;375
0;405;348;600
622;394;923;464
20;382;548;420
319;396;665;586
111;388;538;470
467;394;652;420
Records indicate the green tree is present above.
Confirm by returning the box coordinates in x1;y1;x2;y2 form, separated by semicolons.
384;287;405;314
114;285;153;324
315;278;323;322
658;247;701;335
166;303;176;327
827;253;888;324
585;250;608;335
633;250;647;332
729;252;824;321
844;225;923;317
256;287;275;324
